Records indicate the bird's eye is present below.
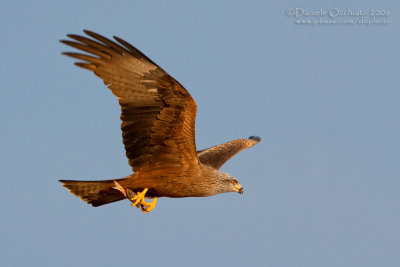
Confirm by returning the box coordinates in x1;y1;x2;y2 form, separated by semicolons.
231;180;236;185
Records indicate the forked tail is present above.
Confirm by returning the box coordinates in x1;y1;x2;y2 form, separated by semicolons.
59;178;127;206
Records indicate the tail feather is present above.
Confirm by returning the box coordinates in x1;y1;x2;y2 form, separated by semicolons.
59;178;127;207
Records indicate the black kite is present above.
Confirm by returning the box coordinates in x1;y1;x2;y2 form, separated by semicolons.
59;30;261;213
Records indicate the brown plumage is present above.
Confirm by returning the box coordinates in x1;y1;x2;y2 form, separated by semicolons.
197;136;261;170
59;30;261;212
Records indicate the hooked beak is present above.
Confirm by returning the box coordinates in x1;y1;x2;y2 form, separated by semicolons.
234;183;244;194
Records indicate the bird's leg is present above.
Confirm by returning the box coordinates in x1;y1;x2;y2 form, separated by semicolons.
130;188;148;206
114;184;157;212
113;181;141;208
141;197;157;213
131;188;158;213
126;189;141;208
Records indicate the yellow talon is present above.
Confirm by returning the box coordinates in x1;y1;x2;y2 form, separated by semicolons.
141;198;157;213
114;183;157;212
130;188;148;207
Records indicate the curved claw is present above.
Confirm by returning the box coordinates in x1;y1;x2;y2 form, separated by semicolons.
141;198;157;213
114;184;158;213
130;188;148;207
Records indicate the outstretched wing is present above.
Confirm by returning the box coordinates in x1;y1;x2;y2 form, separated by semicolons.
197;136;261;170
61;30;198;172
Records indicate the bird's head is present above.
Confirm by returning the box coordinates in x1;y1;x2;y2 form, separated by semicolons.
216;172;244;194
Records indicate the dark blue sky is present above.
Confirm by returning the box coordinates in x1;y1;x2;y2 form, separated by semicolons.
1;0;399;266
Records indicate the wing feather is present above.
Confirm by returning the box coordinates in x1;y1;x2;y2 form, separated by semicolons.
61;30;199;172
197;136;261;169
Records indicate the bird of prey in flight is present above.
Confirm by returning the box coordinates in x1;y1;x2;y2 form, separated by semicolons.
59;30;261;213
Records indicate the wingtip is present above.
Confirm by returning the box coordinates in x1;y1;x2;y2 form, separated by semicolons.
248;136;261;142
83;29;97;35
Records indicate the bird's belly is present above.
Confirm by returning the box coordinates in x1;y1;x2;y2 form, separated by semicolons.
145;183;211;198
